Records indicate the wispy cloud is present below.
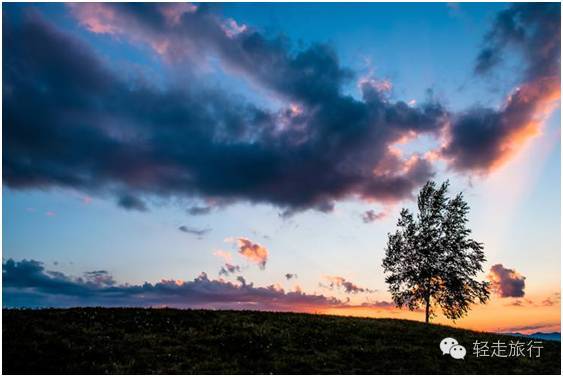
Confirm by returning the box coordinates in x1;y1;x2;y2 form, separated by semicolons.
361;209;386;223
498;322;561;334
213;250;233;264
321;275;376;294
178;225;211;237
219;263;241;276
503;292;560;308
187;206;212;216
541;292;561;307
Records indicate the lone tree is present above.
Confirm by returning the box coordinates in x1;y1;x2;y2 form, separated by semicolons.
382;180;489;323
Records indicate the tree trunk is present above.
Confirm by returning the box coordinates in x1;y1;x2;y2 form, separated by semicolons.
425;295;430;324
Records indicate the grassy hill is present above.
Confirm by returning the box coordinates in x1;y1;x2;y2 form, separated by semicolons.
3;308;560;374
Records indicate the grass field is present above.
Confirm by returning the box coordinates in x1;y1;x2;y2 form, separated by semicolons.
3;308;561;374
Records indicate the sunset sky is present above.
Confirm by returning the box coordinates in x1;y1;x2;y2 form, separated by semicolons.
3;3;561;334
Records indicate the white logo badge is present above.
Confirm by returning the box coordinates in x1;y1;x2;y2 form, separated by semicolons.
440;337;466;359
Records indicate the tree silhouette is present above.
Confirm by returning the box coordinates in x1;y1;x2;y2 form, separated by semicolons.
382;180;490;323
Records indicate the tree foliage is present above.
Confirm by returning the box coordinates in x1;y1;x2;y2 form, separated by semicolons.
382;180;490;323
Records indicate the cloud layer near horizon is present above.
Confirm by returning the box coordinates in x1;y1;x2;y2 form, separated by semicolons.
4;4;559;214
2;259;394;311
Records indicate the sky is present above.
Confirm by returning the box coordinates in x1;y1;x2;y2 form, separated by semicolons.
2;2;561;334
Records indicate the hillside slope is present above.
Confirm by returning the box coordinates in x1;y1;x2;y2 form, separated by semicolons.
3;308;561;374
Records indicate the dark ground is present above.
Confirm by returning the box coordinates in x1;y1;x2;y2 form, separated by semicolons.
3;308;561;374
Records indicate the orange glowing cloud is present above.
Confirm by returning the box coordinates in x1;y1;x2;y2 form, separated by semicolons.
488;77;559;171
440;3;560;174
230;237;269;269
440;76;560;174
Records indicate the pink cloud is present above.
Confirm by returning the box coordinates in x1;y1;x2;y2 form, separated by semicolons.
159;3;198;26
213;250;233;264
69;3;122;35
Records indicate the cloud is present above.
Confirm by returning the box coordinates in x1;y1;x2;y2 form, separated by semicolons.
541;292;560;307
336;300;396;310
499;322;561;334
219;263;241;276
213;250;233;264
4;4;558;215
231;237;269;269
361;209;386;223
441;3;560;173
285;273;297;280
322;276;375;294
3;259;96;298
4;5;446;216
487;264;526;298
187;206;213;216
117;194;148;212
504;293;560;308
3;259;352;312
83;270;116;286
236;276;247;286
505;298;533;307
178;225;211;236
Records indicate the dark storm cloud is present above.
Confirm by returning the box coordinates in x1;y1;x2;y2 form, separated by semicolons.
442;3;560;173
5;4;558;211
178;225;211;236
488;264;526;298
3;5;447;215
3;259;349;311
